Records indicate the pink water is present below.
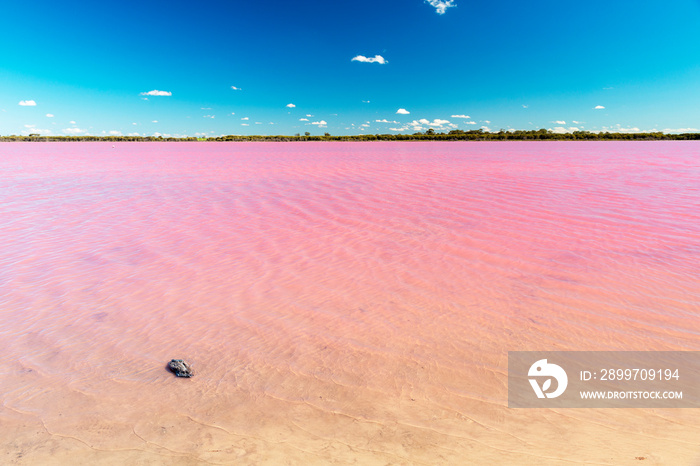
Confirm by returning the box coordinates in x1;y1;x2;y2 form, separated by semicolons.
1;141;699;464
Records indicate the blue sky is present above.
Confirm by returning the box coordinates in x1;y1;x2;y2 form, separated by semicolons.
2;0;700;137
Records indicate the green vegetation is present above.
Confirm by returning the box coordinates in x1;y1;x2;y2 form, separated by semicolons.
2;129;699;142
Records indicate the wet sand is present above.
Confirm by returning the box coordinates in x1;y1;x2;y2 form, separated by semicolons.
1;141;699;464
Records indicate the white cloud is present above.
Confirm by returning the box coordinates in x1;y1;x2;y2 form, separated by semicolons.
231;112;235;115
241;123;250;126
376;119;399;123
480;126;491;132
140;90;172;96
22;128;52;136
201;107;212;110
551;127;583;134
299;118;309;121
464;121;477;125
312;120;328;125
152;120;158;123
389;127;407;132
19;100;37;106
663;127;700;133
109;130;122;136
286;103;296;108
306;114;314;117
46;113;54;118
554;120;566;125
203;115;215;118
362;100;370;103
396;108;410;115
572;120;583;124
426;0;456;14
594;105;605;109
522;105;529;108
351;55;387;64
241;117;249;120
70;121;76;124
24;124;35;128
451;114;470;119
231;86;242;90
63;127;86;135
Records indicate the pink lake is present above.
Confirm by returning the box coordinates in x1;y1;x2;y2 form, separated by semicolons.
0;141;699;464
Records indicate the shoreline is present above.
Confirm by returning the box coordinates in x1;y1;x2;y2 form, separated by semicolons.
2;130;700;143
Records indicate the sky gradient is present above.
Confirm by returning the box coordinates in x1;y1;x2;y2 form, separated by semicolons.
2;0;700;137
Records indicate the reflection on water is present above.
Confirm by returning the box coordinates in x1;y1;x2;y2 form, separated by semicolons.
1;141;699;464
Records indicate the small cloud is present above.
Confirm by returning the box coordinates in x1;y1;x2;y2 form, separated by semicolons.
663;127;700;133
231;86;242;90
231;112;235;115
46;113;54;118
480;126;491;132
306;114;314;117
451;114;470;119
286;103;296;108
19;100;37;106
132;122;138;125
375;119;399;123
396;108;410;115
201;107;212;110
362;100;370;103
572;120;583;124
351;55;387;64
425;0;456;15
554;120;566;125
312;120;328;125
464;121;477;125
241;123;250;126
594;105;605;109
140;90;172;96
203;115;215;119
22;128;52;136
299;118;309;121
63;127;86;135
70;121;76;124
522;105;529;108
412;118;451;128
152;120;158;123
109;130;122;136
24;124;35;128
241;117;249;120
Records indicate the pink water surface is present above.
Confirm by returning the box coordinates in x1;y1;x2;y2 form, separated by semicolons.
0;141;699;464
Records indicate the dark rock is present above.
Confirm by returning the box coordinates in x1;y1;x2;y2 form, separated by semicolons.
168;359;194;377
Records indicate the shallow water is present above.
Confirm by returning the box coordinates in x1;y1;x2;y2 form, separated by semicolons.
0;141;698;464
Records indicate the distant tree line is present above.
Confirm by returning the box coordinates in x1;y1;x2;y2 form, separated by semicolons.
2;129;699;142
